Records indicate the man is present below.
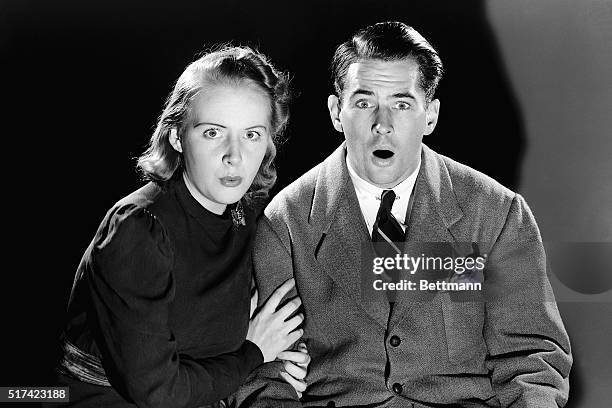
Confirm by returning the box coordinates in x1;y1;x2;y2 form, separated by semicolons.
234;22;571;407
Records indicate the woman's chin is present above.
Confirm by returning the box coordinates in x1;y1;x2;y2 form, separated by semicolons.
215;190;248;205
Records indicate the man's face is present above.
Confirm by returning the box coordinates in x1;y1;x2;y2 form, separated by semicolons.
328;59;440;188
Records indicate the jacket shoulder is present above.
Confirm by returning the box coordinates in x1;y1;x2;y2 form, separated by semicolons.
265;163;321;223
434;151;528;245
439;152;516;211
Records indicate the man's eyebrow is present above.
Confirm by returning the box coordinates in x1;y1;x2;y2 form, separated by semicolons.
391;92;417;100
348;89;418;100
193;122;227;128
349;89;374;97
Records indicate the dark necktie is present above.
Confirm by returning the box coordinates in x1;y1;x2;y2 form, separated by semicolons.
372;190;404;306
372;190;405;258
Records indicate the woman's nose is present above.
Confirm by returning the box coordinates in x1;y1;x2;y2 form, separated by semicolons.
222;137;242;166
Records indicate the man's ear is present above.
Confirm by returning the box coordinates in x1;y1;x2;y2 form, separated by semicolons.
424;99;440;136
327;95;344;133
169;128;183;153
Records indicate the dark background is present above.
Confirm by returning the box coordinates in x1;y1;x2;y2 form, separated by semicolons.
1;0;610;407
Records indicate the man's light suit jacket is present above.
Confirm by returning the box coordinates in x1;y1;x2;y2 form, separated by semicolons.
234;143;572;408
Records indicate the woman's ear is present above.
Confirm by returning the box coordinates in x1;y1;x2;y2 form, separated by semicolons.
169;128;183;153
327;95;344;133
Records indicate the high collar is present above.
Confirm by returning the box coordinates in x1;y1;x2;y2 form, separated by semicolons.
174;175;232;226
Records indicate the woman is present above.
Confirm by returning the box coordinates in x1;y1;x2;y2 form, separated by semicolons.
54;46;308;407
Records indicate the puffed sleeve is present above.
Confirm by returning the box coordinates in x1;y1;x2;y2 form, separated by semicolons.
86;204;263;408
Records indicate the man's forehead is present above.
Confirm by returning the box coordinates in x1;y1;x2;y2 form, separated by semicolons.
344;58;420;91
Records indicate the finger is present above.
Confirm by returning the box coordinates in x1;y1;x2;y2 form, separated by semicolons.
250;289;258;319
297;344;308;358
277;351;310;365
276;296;302;320
283;313;304;333
297;352;310;368
283;360;307;379
295;342;310;367
286;328;304;346
263;278;295;313
279;371;307;393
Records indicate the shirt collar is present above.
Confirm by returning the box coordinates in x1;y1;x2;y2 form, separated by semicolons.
346;151;421;201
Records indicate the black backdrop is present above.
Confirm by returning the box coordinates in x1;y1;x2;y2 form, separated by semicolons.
1;1;609;407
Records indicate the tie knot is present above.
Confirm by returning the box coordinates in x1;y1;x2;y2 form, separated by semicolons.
380;189;396;211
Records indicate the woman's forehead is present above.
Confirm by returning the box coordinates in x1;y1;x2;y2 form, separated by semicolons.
188;83;271;129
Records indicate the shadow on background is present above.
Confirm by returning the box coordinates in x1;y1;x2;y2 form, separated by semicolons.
4;1;605;407
487;1;612;406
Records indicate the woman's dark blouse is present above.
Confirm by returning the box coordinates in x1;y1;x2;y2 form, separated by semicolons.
59;177;263;407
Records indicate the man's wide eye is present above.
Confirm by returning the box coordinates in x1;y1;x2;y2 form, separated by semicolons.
356;100;371;109
395;102;410;110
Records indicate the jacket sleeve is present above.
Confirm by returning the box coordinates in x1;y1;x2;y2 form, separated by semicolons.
483;194;572;407
230;215;302;408
87;205;263;408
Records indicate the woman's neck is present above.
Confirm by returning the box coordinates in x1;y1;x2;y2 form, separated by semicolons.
182;172;227;215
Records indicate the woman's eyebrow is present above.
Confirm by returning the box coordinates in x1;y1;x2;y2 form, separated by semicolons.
246;125;268;131
193;122;227;128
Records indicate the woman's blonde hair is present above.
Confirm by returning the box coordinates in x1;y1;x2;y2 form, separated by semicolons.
137;46;290;206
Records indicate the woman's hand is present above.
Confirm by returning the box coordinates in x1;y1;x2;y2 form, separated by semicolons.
247;278;304;363
279;341;310;398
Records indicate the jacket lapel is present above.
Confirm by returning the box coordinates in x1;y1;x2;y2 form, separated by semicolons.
391;145;464;327
403;145;463;243
310;143;390;327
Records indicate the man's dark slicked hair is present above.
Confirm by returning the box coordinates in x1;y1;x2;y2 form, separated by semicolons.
331;21;443;102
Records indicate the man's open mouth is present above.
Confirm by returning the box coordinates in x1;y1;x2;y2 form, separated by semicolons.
373;149;394;159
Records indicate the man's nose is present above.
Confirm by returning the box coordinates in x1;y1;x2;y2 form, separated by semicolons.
372;108;393;135
222;136;242;166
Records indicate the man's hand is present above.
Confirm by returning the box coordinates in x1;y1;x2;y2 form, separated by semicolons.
278;342;310;398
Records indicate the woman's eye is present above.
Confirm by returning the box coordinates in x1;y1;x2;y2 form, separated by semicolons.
245;131;261;140
203;128;221;138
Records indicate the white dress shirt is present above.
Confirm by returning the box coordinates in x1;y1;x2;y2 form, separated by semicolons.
346;152;421;236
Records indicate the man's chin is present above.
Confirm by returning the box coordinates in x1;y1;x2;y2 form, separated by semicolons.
364;170;404;189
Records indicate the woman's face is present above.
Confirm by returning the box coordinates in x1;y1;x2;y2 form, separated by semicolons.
171;83;271;214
